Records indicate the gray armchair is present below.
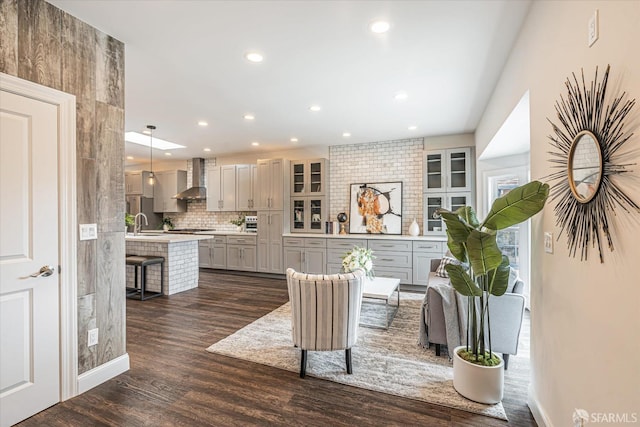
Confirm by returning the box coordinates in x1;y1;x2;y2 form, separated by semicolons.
286;268;365;378
421;259;525;369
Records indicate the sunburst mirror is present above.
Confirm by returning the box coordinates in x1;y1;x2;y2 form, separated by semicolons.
547;65;638;263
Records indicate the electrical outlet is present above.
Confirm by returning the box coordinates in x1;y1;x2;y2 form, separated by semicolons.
544;232;553;254
88;328;99;347
588;9;599;47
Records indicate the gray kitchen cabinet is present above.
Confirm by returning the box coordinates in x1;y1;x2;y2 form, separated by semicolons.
283;237;326;274
236;163;257;210
226;235;257;272
257;211;283;274
326;238;368;275
125;170;154;197
256;158;288;211
290;159;328;196
153;170;187;212
423;192;472;235
367;239;413;284
198;240;212;268
412;241;445;285
423;147;473;193
206;165;236;212
290;196;326;233
199;236;227;269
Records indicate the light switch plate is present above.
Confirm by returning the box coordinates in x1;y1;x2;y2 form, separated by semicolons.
588;9;599;47
544;232;553;254
79;223;97;240
88;328;99;347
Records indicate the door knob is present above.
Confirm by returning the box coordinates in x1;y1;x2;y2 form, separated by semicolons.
31;265;55;278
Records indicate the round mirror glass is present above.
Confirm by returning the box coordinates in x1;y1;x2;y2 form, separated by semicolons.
568;131;602;203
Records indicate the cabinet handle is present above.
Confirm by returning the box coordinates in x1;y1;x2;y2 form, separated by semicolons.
237;239;245;243
301;251;305;263
381;258;394;262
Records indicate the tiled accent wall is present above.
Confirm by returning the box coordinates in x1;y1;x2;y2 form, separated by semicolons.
1;0;126;374
329;138;424;234
126;241;199;295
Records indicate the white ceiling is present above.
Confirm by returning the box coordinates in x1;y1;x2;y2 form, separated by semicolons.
48;0;531;162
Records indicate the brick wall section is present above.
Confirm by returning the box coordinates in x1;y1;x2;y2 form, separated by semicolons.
126;240;200;295
329;138;424;234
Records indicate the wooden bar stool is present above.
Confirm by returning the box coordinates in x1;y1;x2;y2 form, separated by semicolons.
125;255;164;300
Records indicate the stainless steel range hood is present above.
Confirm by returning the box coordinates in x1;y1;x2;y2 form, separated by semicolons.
174;158;207;200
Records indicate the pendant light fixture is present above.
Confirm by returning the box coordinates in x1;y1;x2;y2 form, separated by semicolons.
147;125;156;185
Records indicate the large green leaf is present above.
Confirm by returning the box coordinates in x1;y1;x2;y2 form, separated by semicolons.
466;230;502;275
482;181;549;231
454;206;480;228
487;256;511;296
447;238;467;263
437;209;471;243
446;264;482;297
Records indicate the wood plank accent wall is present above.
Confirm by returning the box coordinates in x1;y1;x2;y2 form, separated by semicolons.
0;0;126;374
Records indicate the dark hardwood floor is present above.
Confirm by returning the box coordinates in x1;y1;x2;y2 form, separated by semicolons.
19;270;536;426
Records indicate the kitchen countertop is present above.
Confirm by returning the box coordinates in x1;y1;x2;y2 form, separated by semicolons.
125;233;213;243
281;233;447;241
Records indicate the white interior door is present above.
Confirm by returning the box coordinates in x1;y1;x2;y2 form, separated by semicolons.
1;90;60;427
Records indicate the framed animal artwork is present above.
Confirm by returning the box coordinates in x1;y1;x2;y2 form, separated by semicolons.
349;182;402;234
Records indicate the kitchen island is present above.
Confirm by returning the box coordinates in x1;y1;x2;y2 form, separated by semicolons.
125;233;212;295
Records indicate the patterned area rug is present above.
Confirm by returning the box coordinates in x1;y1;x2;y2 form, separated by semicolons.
206;292;507;421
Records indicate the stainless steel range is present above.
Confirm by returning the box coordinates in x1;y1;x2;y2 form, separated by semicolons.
244;215;257;232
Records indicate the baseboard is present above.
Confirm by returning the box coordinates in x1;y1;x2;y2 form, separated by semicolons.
528;383;553;427
77;353;130;395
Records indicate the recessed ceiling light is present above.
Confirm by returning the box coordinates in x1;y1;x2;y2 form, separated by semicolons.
245;52;263;63
309;105;321;112
165;152;172;156
244;114;255;120
395;91;408;100
290;137;298;142
342;132;351;137
126;156;134;160
370;20;390;34
197;121;208;127
124;132;185;150
251;141;260;146
408;125;417;130
204;148;211;152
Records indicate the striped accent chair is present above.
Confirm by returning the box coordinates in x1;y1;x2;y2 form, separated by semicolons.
286;268;365;378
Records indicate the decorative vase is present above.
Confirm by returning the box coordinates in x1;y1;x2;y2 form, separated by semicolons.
409;218;420;236
452;346;504;404
163;224;170;232
236;225;243;232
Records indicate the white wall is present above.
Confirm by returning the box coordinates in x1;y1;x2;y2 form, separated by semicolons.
476;1;640;425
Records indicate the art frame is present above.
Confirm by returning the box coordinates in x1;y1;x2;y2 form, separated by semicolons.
349;182;403;234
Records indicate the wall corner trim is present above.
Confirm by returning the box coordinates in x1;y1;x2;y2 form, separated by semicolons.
528;383;553;427
77;353;130;395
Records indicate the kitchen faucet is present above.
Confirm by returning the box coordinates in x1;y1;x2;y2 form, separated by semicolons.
134;213;148;236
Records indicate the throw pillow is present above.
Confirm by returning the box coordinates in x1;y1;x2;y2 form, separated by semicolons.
435;256;459;278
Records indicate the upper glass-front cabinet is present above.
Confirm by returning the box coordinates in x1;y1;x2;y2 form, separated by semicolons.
291;159;328;196
423;148;472;193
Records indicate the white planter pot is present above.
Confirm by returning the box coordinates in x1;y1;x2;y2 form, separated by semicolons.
452;345;504;404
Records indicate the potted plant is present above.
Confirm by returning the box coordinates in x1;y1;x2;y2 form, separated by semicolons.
341;246;375;279
230;214;245;232
125;213;135;233
161;217;174;231
436;180;549;404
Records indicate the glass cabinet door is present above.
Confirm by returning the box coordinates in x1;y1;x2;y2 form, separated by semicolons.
448;193;469;212
309;198;324;232
446;148;472;192
292;162;305;194
292;199;305;230
309;161;323;194
424;151;444;192
423;193;445;234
